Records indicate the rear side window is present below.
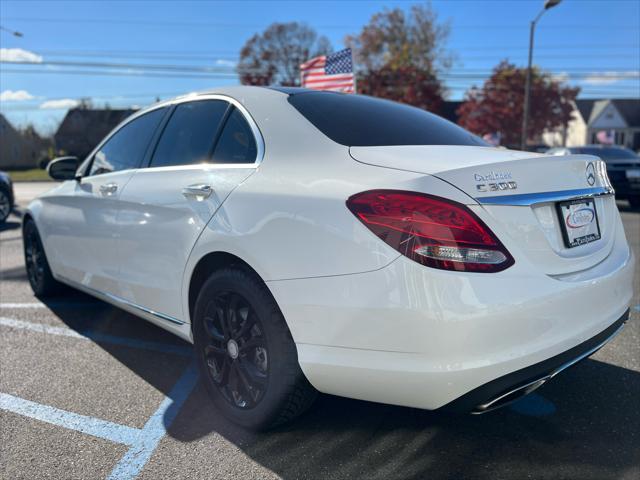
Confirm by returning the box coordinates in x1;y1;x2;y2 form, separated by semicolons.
212;108;258;164
89;108;166;176
150;100;229;168
288;92;487;147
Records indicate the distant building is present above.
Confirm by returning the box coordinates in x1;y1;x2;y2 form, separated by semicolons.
0;114;46;169
543;99;640;150
54;108;137;159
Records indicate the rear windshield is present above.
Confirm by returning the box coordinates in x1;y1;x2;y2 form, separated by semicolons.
287;92;487;147
573;147;638;160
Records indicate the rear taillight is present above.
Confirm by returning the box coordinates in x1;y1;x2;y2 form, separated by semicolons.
346;190;514;273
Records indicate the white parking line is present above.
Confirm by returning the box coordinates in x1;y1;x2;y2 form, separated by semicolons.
0;302;100;309
0;317;193;357
0;393;141;446
0;302;47;309
0;362;199;480
1;311;201;479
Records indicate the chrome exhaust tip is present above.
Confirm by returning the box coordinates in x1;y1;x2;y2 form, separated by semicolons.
472;376;549;414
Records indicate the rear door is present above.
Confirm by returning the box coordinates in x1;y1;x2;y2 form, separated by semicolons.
115;96;261;323
40;107;167;294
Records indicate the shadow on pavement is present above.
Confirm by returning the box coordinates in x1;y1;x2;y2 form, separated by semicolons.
0;220;21;232
39;293;640;480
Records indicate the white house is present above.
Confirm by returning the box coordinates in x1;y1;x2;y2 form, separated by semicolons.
543;98;640;150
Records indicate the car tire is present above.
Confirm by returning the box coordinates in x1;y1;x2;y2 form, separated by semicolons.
0;187;11;223
193;267;317;430
23;219;64;297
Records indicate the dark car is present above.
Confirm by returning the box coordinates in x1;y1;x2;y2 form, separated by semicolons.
0;171;15;223
547;145;640;208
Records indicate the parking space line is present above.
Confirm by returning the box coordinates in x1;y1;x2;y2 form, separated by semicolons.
0;302;101;309
107;361;199;480
633;304;640;312
0;303;48;309
0;317;193;357
0;393;141;446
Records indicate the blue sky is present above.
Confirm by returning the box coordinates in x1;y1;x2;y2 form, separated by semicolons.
1;0;638;134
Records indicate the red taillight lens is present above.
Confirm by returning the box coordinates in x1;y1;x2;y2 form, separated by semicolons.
346;190;514;273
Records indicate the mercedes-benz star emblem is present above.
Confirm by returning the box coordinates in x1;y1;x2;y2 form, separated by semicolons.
586;162;596;186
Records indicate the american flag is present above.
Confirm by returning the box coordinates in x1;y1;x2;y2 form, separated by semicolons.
300;48;355;93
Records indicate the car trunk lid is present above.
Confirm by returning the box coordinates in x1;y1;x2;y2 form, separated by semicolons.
350;145;617;275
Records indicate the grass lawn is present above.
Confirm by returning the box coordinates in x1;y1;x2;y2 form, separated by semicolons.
6;169;53;182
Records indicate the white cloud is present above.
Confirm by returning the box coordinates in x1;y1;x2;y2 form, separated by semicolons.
215;59;237;67
40;99;80;110
583;71;639;85
553;71;569;83
0;48;43;63
0;89;35;101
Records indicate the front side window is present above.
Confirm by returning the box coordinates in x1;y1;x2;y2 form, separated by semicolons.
212;107;258;164
89;108;166;176
150;100;229;168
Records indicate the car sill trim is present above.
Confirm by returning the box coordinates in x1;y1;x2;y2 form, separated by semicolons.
56;276;186;325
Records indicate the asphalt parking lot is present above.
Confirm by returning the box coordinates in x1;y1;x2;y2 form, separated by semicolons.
1;182;639;480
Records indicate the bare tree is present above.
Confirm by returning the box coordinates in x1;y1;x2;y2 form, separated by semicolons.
238;22;332;86
345;2;453;112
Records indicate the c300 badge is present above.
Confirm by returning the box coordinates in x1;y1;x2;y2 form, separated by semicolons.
474;171;517;193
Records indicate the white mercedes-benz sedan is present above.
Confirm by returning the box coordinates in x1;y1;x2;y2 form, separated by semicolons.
24;86;634;429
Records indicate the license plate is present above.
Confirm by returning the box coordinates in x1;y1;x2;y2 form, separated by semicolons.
626;169;640;180
556;198;601;248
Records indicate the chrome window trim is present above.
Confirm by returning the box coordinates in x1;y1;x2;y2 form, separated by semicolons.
475;186;615;206
78;93;265;178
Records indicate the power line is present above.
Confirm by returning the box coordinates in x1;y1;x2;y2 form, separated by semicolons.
3;59;638;76
4;16;639;30
26;51;639;62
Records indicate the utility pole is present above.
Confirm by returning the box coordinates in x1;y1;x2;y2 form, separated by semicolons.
521;0;562;151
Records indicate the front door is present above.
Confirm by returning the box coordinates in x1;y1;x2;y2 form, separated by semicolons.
40;107;167;295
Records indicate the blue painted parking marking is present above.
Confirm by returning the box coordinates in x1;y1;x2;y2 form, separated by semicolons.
0;317;192;357
509;393;556;417
0;362;199;480
107;361;199;480
0;311;200;479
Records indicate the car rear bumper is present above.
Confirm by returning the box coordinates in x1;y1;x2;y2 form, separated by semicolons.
267;231;634;411
443;309;628;413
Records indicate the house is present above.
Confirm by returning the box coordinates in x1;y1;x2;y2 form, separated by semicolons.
543;98;640;150
0;114;46;169
54;107;137;159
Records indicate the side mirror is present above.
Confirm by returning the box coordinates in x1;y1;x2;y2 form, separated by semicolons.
47;156;79;181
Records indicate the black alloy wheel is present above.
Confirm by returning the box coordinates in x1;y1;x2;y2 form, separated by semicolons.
201;291;269;409
194;268;317;430
24;221;47;292
22;220;61;296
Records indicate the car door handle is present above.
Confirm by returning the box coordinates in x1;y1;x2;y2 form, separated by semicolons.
182;184;213;200
99;183;118;195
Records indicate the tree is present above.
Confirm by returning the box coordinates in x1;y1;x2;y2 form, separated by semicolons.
238;22;332;86
357;65;444;113
457;61;579;147
346;2;452;112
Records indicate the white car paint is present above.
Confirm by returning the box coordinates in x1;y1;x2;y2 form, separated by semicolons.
27;86;634;412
